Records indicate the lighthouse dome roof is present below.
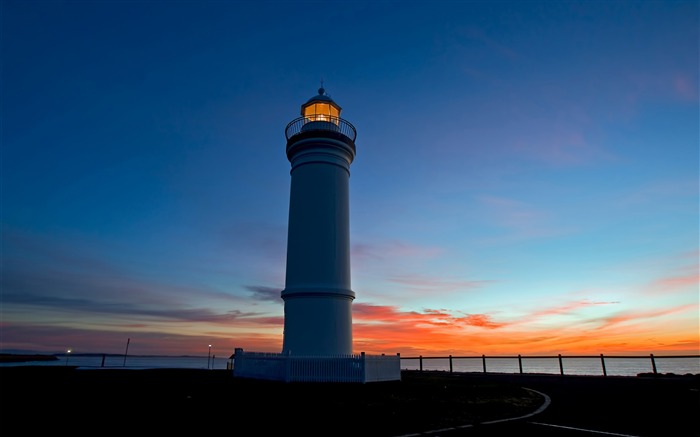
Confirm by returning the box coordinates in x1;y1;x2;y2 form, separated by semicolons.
305;87;338;105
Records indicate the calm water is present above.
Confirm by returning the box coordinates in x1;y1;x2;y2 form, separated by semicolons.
3;354;699;377
1;354;232;370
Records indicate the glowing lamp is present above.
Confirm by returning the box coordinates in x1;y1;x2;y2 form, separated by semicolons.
301;87;341;125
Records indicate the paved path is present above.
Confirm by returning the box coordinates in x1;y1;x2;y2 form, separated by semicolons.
402;373;700;437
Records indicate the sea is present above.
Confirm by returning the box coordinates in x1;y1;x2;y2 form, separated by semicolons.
2;353;699;377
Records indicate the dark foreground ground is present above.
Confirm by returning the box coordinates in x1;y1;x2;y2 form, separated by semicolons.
1;366;698;436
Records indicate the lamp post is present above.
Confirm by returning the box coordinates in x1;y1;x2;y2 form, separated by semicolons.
65;349;71;366
207;345;212;369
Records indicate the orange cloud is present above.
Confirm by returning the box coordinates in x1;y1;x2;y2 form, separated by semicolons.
648;273;700;293
529;299;619;317
456;314;505;329
594;303;698;331
349;299;698;357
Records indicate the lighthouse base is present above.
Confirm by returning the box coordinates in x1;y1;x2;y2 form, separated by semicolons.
281;292;354;356
232;348;401;383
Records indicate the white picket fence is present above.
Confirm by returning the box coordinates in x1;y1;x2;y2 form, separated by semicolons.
232;348;401;383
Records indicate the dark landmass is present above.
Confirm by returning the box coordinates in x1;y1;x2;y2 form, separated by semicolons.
0;353;59;363
1;363;697;436
1;366;542;435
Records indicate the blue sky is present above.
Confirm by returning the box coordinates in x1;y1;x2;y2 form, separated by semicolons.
2;0;698;358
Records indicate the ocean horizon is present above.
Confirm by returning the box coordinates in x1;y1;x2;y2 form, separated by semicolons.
2;352;699;377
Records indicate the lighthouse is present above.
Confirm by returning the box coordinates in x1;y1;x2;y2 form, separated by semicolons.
281;87;357;356
231;88;400;382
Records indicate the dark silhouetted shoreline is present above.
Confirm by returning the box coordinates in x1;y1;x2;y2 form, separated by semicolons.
1;366;540;435
1;365;698;436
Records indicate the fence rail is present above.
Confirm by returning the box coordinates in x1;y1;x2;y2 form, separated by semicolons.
401;354;700;377
15;352;696;377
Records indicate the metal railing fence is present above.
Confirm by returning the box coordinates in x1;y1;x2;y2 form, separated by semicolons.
401;354;700;377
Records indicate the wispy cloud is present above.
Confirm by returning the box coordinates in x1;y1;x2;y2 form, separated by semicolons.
477;195;576;242
527;299;620;320
387;273;491;292
479;195;545;228
354;303;504;330
673;72;698;102
614;178;699;208
648;274;700;294
613;251;700;297
635;70;699;104
216;221;287;266
0;321;284;357
457;25;520;61
509;123;613;167
244;285;283;302
593;303;698;331
352;240;470;297
1;228;283;341
352;240;443;263
456;314;505;329
1;289;270;325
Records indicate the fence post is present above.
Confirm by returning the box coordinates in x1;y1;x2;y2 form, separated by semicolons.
419;355;423;373
650;353;658;374
449;355;453;373
558;354;564;375
482;354;487;373
123;337;130;367
518;354;523;374
361;352;366;383
600;354;607;377
397;352;401;380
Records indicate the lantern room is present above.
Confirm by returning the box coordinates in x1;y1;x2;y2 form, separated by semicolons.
301;87;341;124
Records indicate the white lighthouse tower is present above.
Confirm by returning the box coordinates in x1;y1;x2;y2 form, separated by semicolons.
281;87;356;356
231;88;400;382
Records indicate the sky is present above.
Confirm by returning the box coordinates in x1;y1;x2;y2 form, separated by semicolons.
2;0;698;359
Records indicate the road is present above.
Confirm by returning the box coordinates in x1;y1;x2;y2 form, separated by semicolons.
403;373;700;437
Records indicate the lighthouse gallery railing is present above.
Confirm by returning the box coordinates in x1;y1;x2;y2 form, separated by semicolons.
285;116;357;142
